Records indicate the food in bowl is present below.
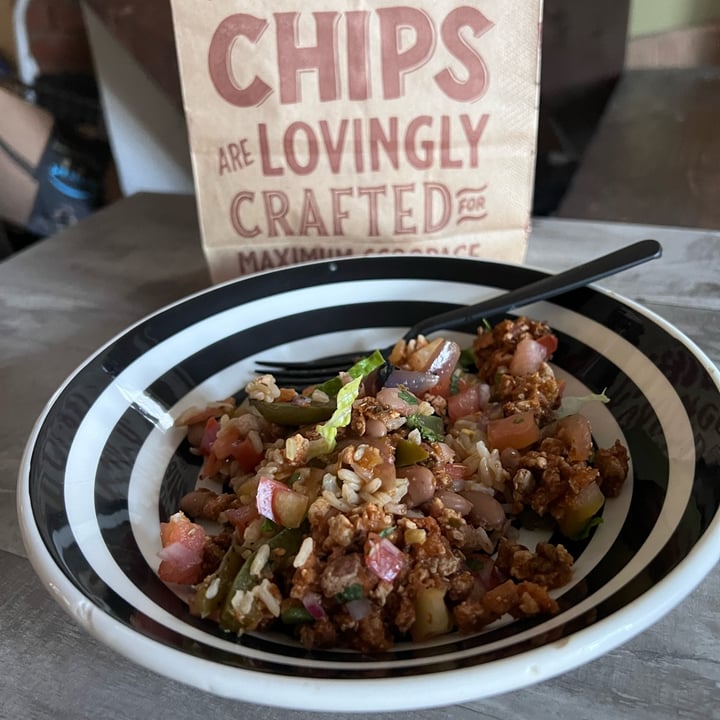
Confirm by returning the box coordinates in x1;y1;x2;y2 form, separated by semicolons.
159;316;628;651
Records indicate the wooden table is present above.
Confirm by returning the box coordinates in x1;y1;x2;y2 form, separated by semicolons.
2;194;719;720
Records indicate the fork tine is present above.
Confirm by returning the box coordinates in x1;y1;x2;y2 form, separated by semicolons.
265;370;343;388
261;363;348;379
257;350;366;369
255;350;368;372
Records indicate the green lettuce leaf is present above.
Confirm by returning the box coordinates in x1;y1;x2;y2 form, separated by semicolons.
557;390;610;418
314;349;385;397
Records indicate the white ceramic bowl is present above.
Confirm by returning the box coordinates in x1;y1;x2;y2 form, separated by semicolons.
17;255;720;712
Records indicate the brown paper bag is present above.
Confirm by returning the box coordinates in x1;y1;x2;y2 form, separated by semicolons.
170;1;542;282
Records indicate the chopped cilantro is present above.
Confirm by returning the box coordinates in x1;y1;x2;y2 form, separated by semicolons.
261;518;277;533
335;583;364;603
398;387;419;405
449;370;461;395
458;347;477;371
406;413;445;442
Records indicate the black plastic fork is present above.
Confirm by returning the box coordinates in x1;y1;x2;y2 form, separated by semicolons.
256;239;662;386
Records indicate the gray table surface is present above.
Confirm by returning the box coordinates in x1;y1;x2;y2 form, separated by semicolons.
2;193;719;720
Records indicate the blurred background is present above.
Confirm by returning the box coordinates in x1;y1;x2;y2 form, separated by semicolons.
1;0;719;259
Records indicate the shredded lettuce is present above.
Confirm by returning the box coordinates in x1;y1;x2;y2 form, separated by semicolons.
557;389;610;418
307;351;386;457
318;375;362;447
314;349;385;397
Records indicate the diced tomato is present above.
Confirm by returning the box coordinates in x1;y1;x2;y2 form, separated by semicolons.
486;410;541;451
447;383;490;421
229;436;265;473
211;421;264;472
364;534;407;583
158;511;207;585
199;416;220;455
223;505;259;535
556;413;593;462
211;423;241;460
199;451;222;479
536;334;558;358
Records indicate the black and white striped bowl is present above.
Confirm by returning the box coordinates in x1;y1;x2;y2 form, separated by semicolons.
17;256;720;712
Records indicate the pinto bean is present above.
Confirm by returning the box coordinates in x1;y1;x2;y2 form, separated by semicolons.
398;465;436;507
365;418;388;438
435;489;473;516
461;490;506;530
500;447;521;473
179;488;216;518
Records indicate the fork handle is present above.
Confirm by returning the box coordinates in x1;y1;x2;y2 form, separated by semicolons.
404;239;662;340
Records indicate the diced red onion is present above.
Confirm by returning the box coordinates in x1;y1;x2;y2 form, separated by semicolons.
345;597;372;621
473;557;497;590
302;592;326;619
435;442;456;463
157;541;194;565
384;369;440;393
365;536;406;582
509;337;547;376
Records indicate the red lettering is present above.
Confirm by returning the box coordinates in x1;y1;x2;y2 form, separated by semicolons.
346;11;371;101
209;8;495;106
440;115;462;169
331;187;353;235
230;192;260;237
258;124;283;176
275;12;340;103
219;147;232;176
369;117;399;171
423;182;451;233
284;122;319;175
460;114;490;167
353;118;364;172
358;185;386;236
434;8;493;102
298;189;329;235
262;191;294;236
377;7;435;99
393;183;416;235
319;120;348;173
405;115;433;169
208;14;271;107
